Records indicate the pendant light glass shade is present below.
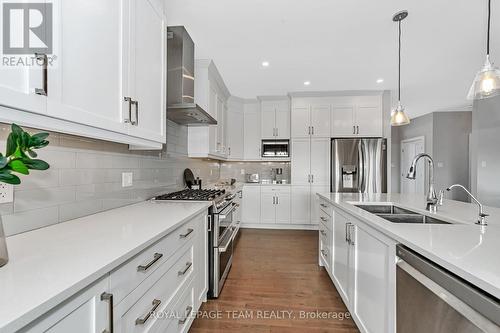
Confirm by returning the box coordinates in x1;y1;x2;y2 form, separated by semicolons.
390;102;410;126
467;55;500;100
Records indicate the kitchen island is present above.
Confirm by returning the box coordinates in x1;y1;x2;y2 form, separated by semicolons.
316;192;500;333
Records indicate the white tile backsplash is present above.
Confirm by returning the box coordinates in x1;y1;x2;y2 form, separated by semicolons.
0;120;219;236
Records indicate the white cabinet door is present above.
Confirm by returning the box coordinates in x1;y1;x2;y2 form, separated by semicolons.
194;214;208;309
226;108;244;159
275;188;291;224
352;223;395;333
332;209;351;304
311;105;331;137
242;186;261;224
21;278;110;333
208;85;218;155
216;96;225;154
331;105;355;137
243;104;261;160
355;102;382;137
291;106;310;138
291;138;311;185
261;103;275;139
126;0;166;143
260;189;276;224
310;186;329;226
310;138;331;186
275;100;290;139
290;186;311;224
46;0;127;135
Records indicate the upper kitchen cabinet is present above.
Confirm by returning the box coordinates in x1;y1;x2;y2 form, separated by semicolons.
331;95;383;137
260;97;290;140
243;100;261;160
226;97;244;160
188;59;230;159
291;98;331;138
0;0;167;148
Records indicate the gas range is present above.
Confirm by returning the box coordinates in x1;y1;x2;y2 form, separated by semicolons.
153;189;232;213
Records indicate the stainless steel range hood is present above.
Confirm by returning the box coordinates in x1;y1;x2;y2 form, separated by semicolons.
167;26;216;126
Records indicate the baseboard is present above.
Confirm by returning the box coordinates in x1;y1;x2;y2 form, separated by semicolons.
240;223;319;230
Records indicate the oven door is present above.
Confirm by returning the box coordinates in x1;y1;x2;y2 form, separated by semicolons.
214;202;236;247
213;225;236;298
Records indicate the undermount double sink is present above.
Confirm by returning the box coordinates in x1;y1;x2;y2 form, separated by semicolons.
355;204;452;225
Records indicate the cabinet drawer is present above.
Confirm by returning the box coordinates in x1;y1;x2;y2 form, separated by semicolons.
318;210;332;230
164;279;195;333
116;245;195;332
319;199;332;216
110;219;197;304
319;237;330;271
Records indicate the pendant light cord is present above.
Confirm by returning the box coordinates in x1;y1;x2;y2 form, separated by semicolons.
398;20;402;102
487;0;491;55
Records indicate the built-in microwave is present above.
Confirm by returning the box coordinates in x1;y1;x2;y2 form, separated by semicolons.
261;140;289;158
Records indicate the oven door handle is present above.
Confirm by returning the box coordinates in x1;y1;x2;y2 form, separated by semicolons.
219;202;237;220
218;226;237;253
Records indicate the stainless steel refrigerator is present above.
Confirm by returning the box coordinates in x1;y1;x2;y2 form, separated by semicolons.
331;138;387;193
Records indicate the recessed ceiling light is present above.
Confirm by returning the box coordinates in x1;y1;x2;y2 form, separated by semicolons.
262;61;270;67
377;78;384;84
304;81;311;86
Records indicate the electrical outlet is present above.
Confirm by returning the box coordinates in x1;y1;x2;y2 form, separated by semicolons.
122;172;133;188
240;169;245;175
0;183;14;203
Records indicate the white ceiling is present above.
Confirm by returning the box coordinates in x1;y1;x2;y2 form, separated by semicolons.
165;0;500;118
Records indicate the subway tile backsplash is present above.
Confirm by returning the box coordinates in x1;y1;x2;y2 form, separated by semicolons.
0;121;219;236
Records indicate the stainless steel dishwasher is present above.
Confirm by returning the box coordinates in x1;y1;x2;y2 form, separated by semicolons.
396;245;500;333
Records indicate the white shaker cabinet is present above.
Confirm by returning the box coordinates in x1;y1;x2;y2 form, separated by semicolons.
260;98;290;140
291;138;330;186
332;209;353;305
243;101;262;160
290;186;310;224
260;190;276;224
291;138;311;185
331;95;383;137
226;98;244;160
260;187;291;225
18;277;111;333
47;0;128;136
242;185;261;224
291;104;330;138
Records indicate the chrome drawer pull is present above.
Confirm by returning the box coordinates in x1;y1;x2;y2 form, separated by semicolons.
321;249;328;257
320;230;327;236
135;299;161;325
179;228;194;239
35;53;48;96
178;262;193;276
320;217;327;222
137;253;163;272
178;306;193;325
320;203;327;208
100;292;114;333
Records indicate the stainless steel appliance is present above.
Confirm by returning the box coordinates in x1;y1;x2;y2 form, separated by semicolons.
245;173;260;183
166;26;216;125
261;140;289;158
396;245;500;333
152;188;240;298
331;138;387;193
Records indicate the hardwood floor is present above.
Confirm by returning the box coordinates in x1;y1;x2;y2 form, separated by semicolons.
190;229;360;333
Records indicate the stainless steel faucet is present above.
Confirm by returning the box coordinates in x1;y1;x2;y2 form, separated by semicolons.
406;153;439;212
446;184;489;226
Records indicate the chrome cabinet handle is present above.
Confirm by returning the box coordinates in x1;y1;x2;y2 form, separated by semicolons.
178;306;193;325
137;253;163;272
320;203;327;208
356;125;359;134
349;224;356;245
207;215;212;232
131;100;139;125
273;196;276;205
320;230;327;236
35;53;48;96
311;174;314;183
178;262;193;276
135;299;161;325
345;222;350;243
124;97;132;123
321;249;328;257
179;228;194;238
353;125;356;134
308;126;311;135
308;174;311;183
312;126;314;135
320;217;327;222
100;292;114;333
276;195;279;205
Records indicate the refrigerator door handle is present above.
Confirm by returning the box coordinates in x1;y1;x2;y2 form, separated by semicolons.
358;140;365;193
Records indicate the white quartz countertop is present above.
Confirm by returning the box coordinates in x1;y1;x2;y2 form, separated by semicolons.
316;192;500;299
0;200;211;333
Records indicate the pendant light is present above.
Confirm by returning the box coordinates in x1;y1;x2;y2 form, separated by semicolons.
468;0;500;100
391;10;411;126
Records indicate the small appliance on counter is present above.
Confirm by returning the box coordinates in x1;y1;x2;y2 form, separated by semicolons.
245;173;260;183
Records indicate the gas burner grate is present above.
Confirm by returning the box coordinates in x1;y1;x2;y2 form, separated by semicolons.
155;189;226;201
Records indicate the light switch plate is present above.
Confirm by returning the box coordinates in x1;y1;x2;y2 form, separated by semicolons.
122;172;133;187
0;183;14;203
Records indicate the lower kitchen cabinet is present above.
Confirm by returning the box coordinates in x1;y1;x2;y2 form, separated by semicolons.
291;185;329;225
242;185;261;224
17;212;207;333
260;187;291;224
319;198;396;333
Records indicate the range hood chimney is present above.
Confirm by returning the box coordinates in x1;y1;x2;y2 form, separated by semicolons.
167;26;216;125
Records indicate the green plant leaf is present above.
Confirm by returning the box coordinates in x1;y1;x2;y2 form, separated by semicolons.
0;171;20;185
11;123;23;136
23;159;49;170
31;132;49;142
0;155;7;169
6;132;17;156
32;140;49;149
27;149;38;158
9;159;29;175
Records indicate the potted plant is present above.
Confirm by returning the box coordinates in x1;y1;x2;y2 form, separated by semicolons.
0;124;50;267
